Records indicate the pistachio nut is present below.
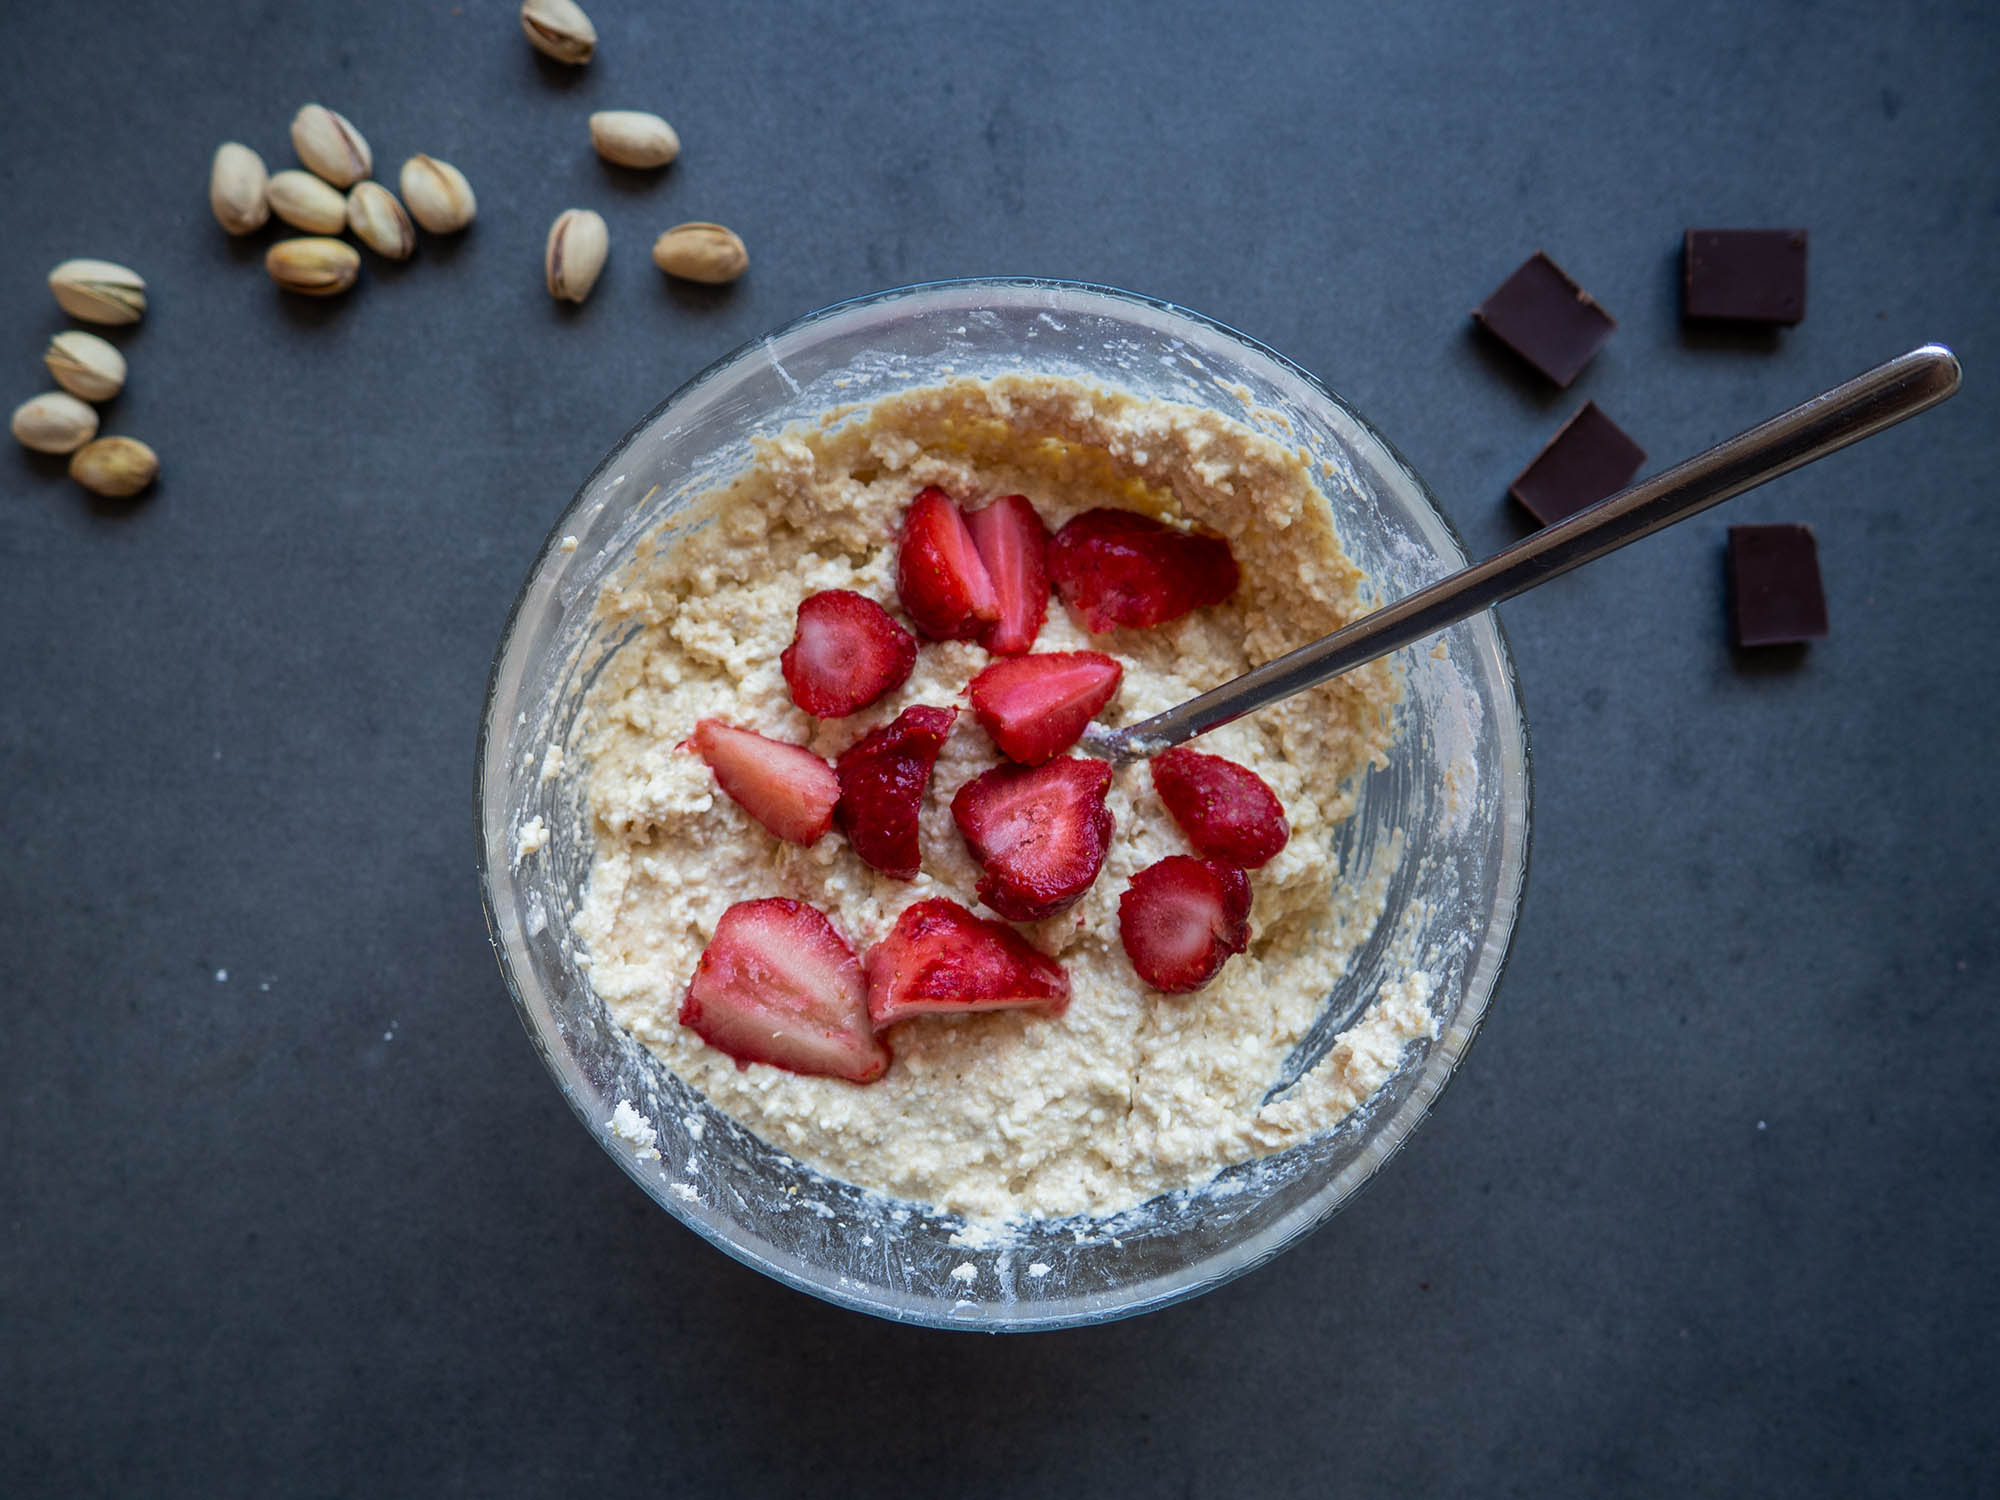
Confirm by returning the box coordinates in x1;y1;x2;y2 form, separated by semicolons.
69;436;158;499
265;237;361;296
267;169;349;234
44;331;127;403
651;222;748;285
290;103;373;187
545;209;609;303
11;391;99;454
521;0;595;64
346;181;415;260
48;259;146;325
209;142;270;236
589;110;680;169
399;155;477;234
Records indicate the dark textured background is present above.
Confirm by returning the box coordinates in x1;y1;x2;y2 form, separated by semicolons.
4;1;1996;1494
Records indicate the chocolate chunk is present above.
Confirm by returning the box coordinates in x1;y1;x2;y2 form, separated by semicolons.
1727;524;1828;646
1473;251;1617;387
1508;403;1646;527
1683;229;1807;324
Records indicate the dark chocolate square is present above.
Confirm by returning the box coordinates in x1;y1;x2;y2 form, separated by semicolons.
1728;524;1828;646
1684;229;1808;324
1508;403;1646;527
1473;251;1617;387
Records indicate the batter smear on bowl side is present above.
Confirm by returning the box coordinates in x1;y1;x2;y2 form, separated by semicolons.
573;374;1435;1222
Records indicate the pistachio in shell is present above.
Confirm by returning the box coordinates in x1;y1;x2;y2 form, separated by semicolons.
521;0;596;64
11;391;99;454
398;155;477;234
589;111;680;169
651;222;748;285
48;259;146;325
545;209;609;303
290;104;372;187
347;181;415;260
45;331;127;402
209;142;270;235
265;237;362;296
69;436;159;498
267;169;349;234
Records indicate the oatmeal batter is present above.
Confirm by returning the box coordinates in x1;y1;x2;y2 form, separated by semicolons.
573;374;1429;1222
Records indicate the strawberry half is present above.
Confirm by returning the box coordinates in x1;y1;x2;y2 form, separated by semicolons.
692;719;840;846
968;651;1123;765
1117;855;1253;993
834;704;958;879
951;756;1115;921
781;590;918;719
863;898;1070;1028
965;493;1050;655
1046;507;1240;632
1150;746;1290;868
896;486;1001;640
680;898;889;1082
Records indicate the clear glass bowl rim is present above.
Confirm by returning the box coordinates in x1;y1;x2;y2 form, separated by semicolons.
475;275;1533;1330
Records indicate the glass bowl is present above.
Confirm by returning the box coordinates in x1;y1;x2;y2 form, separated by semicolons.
476;278;1530;1331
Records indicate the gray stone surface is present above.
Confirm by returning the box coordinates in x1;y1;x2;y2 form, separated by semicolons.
3;1;1994;1494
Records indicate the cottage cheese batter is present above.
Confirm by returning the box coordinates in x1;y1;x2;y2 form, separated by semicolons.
573;374;1431;1222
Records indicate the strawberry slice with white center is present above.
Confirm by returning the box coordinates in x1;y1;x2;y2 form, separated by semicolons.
834;704;958;879
781;589;918;719
1046;507;1240;632
965;493;1050;655
967;651;1123;765
680;897;890;1082
692;718;840;846
863;898;1070;1028
1117;855;1253;993
896;486;1001;641
1150;746;1290;868
950;756;1115;921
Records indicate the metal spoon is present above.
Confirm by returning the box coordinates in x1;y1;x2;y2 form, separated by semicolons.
1081;343;1962;764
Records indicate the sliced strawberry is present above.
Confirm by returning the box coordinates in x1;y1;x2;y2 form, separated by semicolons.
692;719;839;846
965;493;1050;655
951;757;1115;921
896;486;1001;640
1046;507;1240;632
834;704;958;879
1150;746;1291;868
1117;855;1253;993
968;651;1123;765
863;898;1070;1028
780;590;918;719
680;898;889;1082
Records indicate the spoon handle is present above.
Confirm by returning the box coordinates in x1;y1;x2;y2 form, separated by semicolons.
1099;342;1961;760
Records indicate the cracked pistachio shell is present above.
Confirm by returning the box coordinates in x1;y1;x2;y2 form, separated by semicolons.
651;222;747;284
399;155;476;234
589;110;680;168
44;331;127;402
267;169;349;234
69;436;158;499
521;0;595;64
265;237;361;296
48;259;146;325
346;181;415;260
545;209;609;303
12;391;99;454
290;104;372;187
209;142;270;235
